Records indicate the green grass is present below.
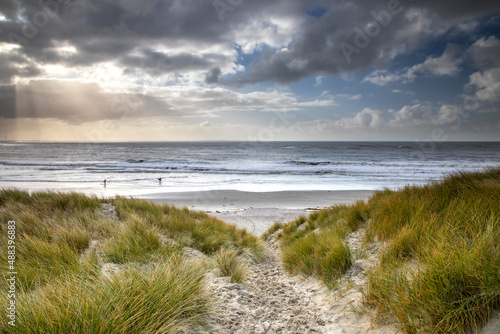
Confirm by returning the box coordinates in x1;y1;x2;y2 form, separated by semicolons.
272;203;366;288
213;247;248;283
364;169;500;333
103;213;179;264
112;197;265;260
11;257;210;333
267;169;500;333
0;190;264;332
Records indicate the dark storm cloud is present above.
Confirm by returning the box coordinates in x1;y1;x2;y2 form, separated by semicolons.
0;52;42;84
205;67;222;84
0;0;499;87
120;50;224;76
0;0;234;76
225;0;500;85
403;0;500;19
0;0;316;79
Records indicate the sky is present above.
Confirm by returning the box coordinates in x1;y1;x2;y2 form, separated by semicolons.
0;0;499;141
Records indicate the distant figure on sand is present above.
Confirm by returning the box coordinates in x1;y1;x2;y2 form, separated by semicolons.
158;177;162;184
104;179;107;187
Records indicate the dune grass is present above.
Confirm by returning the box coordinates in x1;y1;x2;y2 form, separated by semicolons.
0;191;107;291
213;247;248;283
267;169;500;333
12;257;209;333
103;213;179;264
364;169;500;333
271;203;366;288
112;197;265;260
0;189;264;333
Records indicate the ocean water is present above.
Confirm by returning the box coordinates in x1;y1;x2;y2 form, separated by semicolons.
0;141;498;196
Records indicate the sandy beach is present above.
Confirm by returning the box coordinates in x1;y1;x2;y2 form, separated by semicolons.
139;190;375;235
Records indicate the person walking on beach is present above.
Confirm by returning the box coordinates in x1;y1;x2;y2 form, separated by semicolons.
104;179;107;187
158;177;162;184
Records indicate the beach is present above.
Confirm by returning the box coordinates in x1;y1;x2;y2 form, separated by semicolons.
140;189;375;235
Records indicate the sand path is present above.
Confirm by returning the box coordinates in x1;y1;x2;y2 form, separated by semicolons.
204;229;397;334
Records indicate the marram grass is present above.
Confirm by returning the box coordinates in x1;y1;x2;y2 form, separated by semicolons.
272;204;361;288
266;169;500;333
0;189;265;333
365;169;500;333
213;247;248;283
11;258;210;333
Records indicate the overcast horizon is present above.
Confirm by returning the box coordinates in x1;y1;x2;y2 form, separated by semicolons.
1;0;500;142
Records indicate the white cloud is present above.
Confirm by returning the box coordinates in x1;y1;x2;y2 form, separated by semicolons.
468;67;500;102
292;102;468;134
296;99;336;107
234;15;302;54
392;89;415;95
335;94;362;100
410;46;461;76
309;108;385;130
363;70;411;86
363;44;461;86
433;105;462;125
388;104;433;126
388;103;464;127
468;36;500;67
343;108;384;128
315;75;324;87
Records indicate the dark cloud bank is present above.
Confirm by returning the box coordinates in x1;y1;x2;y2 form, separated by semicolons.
0;0;499;128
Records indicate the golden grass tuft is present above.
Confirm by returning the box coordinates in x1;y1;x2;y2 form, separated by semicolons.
213;247;248;283
10;257;209;333
267;169;500;333
365;169;500;333
0;189;263;332
272;204;361;289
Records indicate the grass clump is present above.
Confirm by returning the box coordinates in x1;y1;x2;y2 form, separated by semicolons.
261;222;283;240
268;169;500;333
213;247;248;283
281;229;351;288
365;169;500;333
103;214;178;264
15;235;81;291
345;200;369;231
10;258;209;333
113;197;265;260
272;203;365;288
0;189;263;332
0;191;105;291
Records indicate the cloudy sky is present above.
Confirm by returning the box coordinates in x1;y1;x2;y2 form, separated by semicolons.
1;0;499;141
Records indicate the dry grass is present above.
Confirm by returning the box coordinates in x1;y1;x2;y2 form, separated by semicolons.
0;190;264;332
268;169;500;333
364;169;500;333
213;247;248;283
272;203;366;288
11;257;210;333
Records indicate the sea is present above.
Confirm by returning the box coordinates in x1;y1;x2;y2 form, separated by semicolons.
0;141;499;197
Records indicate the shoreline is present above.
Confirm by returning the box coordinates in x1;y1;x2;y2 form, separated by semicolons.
139;189;375;235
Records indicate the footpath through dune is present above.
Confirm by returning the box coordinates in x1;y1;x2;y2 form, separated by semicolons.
203;229;398;334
